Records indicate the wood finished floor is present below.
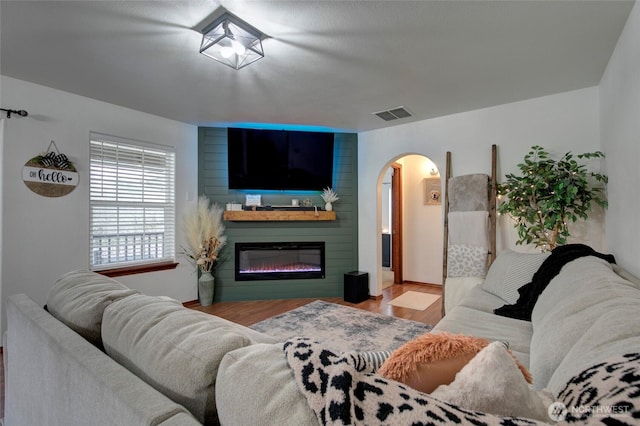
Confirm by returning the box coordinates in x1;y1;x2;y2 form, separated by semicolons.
190;282;443;327
0;283;441;420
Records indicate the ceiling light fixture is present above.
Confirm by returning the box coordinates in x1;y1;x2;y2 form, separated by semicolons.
199;10;265;70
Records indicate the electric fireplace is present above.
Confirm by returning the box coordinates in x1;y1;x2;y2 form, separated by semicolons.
235;242;325;281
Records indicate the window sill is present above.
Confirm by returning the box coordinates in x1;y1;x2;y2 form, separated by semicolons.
97;262;178;278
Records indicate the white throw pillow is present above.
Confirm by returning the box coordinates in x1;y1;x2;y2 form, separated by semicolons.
482;250;549;303
431;341;554;421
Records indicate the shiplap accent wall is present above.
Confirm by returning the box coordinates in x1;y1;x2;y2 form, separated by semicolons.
198;127;359;301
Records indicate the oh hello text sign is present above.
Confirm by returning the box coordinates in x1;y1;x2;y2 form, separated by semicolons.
22;156;79;197
23;165;77;185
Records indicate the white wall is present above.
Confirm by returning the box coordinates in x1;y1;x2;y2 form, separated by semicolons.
600;1;640;278
0;76;198;332
358;87;602;296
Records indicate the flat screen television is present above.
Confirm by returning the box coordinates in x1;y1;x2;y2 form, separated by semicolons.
227;128;334;191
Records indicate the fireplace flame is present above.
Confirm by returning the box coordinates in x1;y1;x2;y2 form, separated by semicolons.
240;262;321;274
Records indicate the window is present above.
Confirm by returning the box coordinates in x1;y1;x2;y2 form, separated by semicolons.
90;133;176;272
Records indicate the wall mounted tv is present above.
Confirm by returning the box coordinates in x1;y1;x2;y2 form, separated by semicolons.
227;128;334;191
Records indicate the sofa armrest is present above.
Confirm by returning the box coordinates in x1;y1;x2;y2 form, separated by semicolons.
5;294;199;426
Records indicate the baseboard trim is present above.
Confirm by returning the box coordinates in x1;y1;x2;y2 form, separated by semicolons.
402;280;442;289
182;300;199;308
369;294;383;300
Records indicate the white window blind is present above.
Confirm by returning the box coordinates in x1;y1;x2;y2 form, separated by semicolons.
90;134;175;270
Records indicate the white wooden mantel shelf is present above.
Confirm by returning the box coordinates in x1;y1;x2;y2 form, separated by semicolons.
223;210;336;222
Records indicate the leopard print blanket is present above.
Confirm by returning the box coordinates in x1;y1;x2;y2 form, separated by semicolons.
284;337;549;425
556;352;640;423
284;338;640;426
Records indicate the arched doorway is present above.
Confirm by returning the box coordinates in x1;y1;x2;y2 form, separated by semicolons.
378;154;443;291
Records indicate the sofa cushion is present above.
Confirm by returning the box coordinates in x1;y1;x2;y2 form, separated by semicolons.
613;263;640;288
482;250;549;303
46;270;139;348
546;305;640;396
433;305;533;358
443;277;485;313
102;294;263;425
529;256;640;391
456;284;509;313
216;343;319;426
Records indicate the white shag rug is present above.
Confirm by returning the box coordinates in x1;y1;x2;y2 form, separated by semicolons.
388;291;440;311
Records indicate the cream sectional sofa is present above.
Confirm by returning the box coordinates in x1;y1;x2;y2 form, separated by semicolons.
5;252;640;425
437;254;640;394
5;271;279;426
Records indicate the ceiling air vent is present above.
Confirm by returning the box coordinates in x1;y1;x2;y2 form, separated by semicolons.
373;106;413;122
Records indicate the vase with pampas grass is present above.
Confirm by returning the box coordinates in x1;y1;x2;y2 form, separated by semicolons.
321;187;339;212
182;195;227;306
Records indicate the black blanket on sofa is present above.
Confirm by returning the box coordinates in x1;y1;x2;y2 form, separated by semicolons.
494;244;616;321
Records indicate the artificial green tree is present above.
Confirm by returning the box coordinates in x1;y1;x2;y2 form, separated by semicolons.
498;146;608;251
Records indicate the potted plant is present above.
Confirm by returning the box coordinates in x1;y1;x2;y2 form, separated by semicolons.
497;146;608;251
182;195;227;306
321;187;339;211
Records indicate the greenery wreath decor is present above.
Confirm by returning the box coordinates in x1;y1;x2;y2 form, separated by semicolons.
497;146;608;251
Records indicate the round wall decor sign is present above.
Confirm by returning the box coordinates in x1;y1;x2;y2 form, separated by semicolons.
22;142;79;197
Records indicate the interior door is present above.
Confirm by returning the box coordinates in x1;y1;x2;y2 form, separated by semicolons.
391;163;403;284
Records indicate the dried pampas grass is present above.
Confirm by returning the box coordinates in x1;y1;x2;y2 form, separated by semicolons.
182;195;227;272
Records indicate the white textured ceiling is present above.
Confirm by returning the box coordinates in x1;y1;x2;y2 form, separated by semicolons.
0;1;634;132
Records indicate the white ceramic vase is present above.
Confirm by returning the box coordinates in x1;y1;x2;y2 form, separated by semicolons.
325;202;333;211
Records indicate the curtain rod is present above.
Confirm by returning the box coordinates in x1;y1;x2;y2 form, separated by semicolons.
1;108;28;119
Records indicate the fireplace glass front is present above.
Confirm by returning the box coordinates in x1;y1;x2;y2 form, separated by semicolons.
235;242;325;281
